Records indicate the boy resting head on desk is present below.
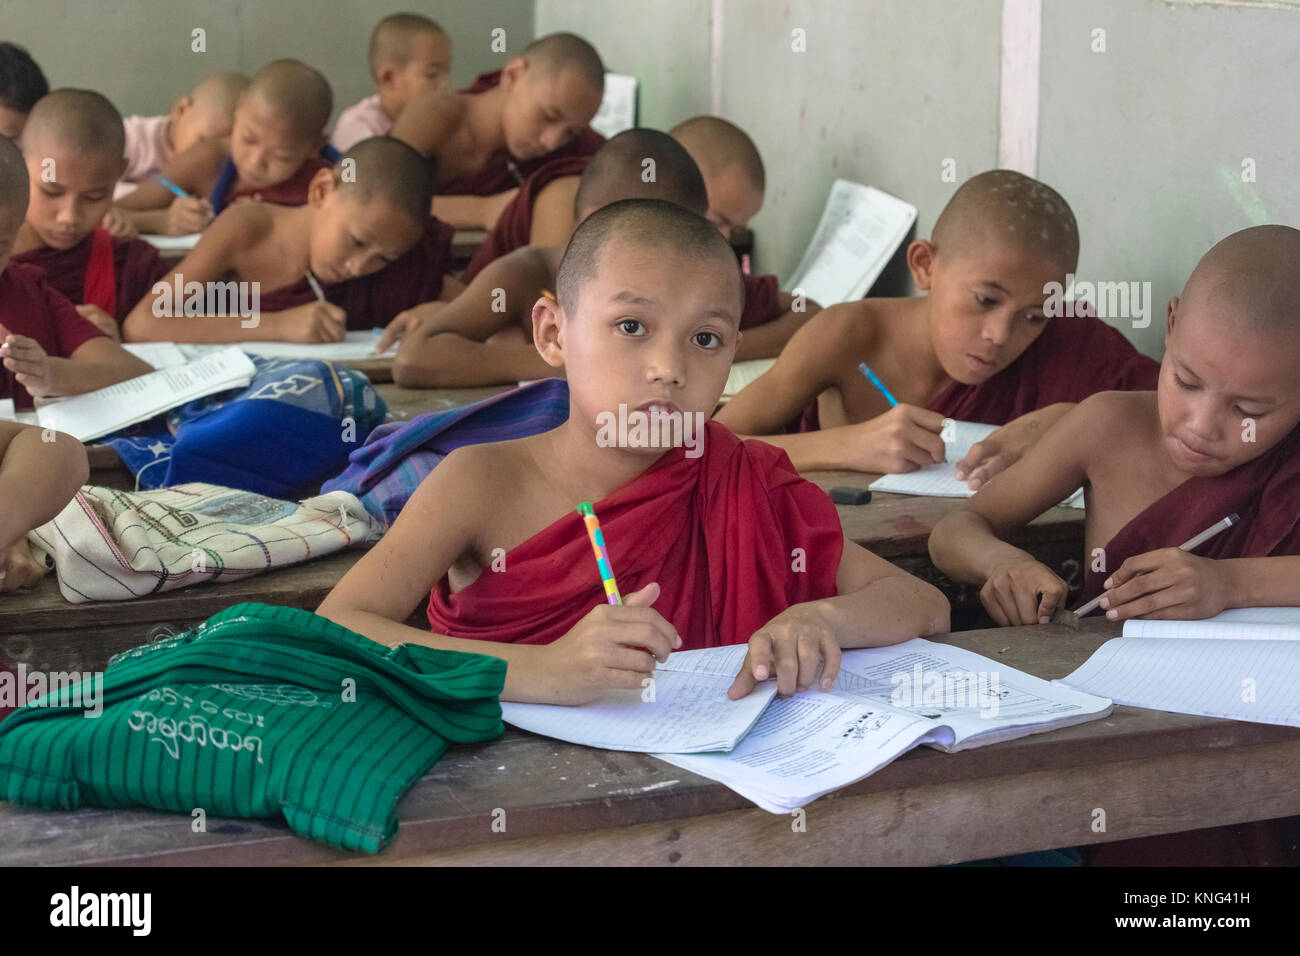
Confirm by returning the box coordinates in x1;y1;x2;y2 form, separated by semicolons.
928;225;1300;625
318;198;950;704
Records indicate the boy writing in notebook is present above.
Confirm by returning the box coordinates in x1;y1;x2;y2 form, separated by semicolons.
715;170;1158;485
116;60;337;232
331;14;452;152
12;89;169;339
114;71;249;199
318;199;949;704
383;129;799;386
928;225;1300;624
123;136;458;344
0;134;151;407
391;32;606;230
0;42;48;142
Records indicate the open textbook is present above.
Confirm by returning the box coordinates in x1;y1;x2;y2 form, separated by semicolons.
35;347;256;442
868;418;1085;507
1056;607;1300;727
123;331;395;370
783;180;917;306
503;638;1112;813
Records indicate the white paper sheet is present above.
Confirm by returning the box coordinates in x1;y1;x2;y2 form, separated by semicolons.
501;644;778;753
142;233;202;252
236;331;394;362
1057;615;1300;727
721;359;776;402
783;181;917;306
590;73;638;139
35;347;255;441
122;342;190;370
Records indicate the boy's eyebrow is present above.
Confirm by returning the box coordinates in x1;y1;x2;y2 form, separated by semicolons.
611;290;655;306
1173;356;1279;404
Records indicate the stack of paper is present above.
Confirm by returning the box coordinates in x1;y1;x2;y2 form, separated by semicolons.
35;347;256;441
590;74;638;139
503;638;1112;813
783;180;917;306
1056;607;1300;727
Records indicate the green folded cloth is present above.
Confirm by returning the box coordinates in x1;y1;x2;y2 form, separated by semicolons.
0;602;505;853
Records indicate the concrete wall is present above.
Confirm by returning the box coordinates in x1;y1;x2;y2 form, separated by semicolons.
1;0;534;121
1038;0;1300;356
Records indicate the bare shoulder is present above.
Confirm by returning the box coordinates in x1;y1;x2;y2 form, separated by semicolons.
1073;389;1157;439
779;300;878;374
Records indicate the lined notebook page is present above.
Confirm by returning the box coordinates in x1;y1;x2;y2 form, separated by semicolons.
1057;615;1300;727
868;420;996;497
1123;607;1300;641
499;644;777;753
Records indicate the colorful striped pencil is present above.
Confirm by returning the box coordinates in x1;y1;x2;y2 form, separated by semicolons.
578;501;622;605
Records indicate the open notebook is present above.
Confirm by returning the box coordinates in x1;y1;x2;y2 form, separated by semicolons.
868;418;1085;507
783;180;917;306
1056;607;1300;727
503;638;1111;814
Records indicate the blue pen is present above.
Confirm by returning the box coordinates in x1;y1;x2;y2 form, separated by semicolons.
858;363;899;407
155;175;189;199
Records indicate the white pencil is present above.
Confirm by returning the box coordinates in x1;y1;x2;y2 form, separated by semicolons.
304;270;327;302
1072;512;1240;618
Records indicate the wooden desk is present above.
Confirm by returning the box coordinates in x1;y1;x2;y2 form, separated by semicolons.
3;617;1296;866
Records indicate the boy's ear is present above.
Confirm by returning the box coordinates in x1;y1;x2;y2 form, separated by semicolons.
307;168;338;206
532;294;566;369
170;95;192;123
1165;296;1179;337
376;64;399;90
906;239;937;291
499;56;528;91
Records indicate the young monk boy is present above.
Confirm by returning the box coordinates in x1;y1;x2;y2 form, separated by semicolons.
332;14;451;152
384;128;797;386
391;32;606;230
12;89;169;339
123;136;458;344
715;169;1159;485
0;134;151;407
116;59;338;234
115;71;249;198
929;225;1300;625
0;42;48;142
318;199;949;704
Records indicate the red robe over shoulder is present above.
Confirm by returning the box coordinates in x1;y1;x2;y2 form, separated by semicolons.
12;229;169;323
1079;423;1300;604
257;218;456;330
210;146;338;214
462;155;591;282
437;70;606;197
798;311;1160;431
426;421;844;649
0;262;106;409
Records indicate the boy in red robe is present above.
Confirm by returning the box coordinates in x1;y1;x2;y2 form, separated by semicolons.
123;137;458;344
318;199;949;704
116;60;337;234
715;170;1159;486
382;129;803;387
0;135;152;408
391;33;606;230
11;89;169;339
929;223;1300;624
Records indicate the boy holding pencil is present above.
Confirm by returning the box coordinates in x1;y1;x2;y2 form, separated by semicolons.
715;170;1158;487
928;225;1300;625
317;199;950;704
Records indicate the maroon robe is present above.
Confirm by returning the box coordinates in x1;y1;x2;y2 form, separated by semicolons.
798;311;1160;431
1079;423;1300;604
463;155;591;282
0;262;106;409
12;229;169;323
438;70;606;196
427;421;843;650
258;219;456;330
